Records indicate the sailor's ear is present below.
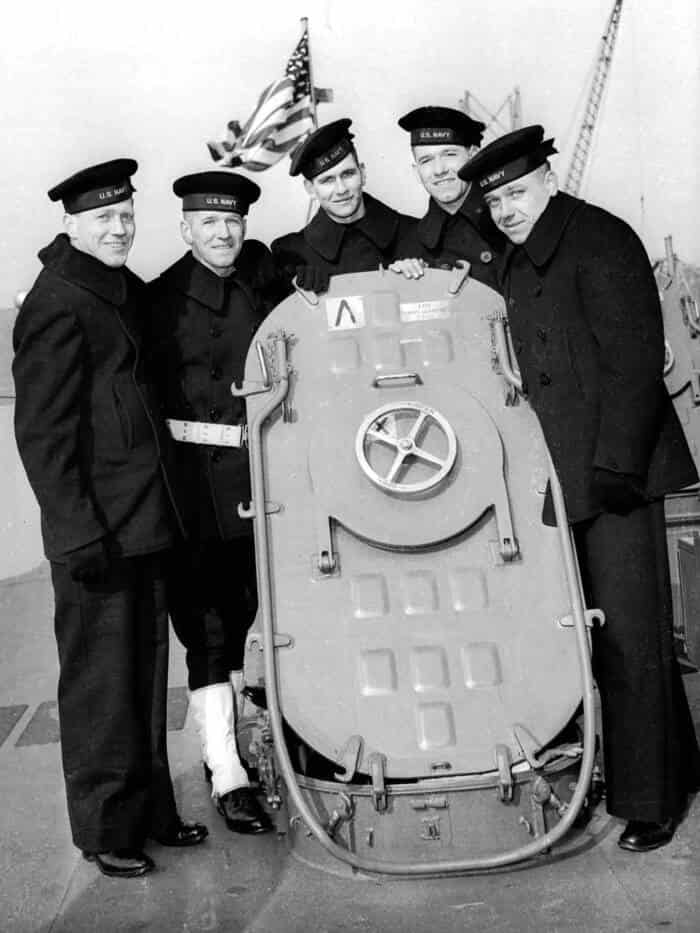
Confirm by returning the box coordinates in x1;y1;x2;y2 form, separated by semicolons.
180;217;193;246
545;169;559;196
63;213;77;239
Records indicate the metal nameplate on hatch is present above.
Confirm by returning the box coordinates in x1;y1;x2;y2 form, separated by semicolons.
399;300;451;323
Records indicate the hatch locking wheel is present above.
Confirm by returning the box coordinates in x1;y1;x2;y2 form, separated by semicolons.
355;402;458;496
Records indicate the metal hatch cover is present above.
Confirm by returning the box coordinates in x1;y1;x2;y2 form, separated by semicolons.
308;388;510;549
244;270;584;779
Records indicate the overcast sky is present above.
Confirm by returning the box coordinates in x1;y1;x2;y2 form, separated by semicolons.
1;0;698;306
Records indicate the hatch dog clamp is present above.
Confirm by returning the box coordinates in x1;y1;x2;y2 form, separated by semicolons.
246;334;598;876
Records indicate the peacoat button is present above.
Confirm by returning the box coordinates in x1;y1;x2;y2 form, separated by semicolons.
210;449;222;462
209;407;221;421
536;327;547;342
210;366;222;381
209;325;222;338
480;250;493;264
539;372;552;386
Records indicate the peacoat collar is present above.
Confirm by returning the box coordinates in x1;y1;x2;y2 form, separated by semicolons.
504;191;583;269
162;251;256;314
39;233;132;306
303;192;400;262
417;186;486;250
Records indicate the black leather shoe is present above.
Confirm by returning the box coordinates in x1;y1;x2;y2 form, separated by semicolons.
618;819;676;852
216;787;273;834
83;848;155;878
151;817;209;847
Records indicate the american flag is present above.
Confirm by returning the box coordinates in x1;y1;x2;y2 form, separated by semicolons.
208;30;317;171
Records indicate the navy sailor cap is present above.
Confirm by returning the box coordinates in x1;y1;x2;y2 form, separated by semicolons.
458;125;558;193
48;158;137;214
289;119;356;179
172;171;261;215
398;107;485;148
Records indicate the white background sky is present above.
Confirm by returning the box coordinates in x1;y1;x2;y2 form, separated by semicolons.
1;0;698;307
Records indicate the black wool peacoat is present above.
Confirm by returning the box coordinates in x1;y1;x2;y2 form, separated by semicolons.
271;192;416;286
501;191;697;524
12;234;182;560
146;244;274;541
395;187;506;290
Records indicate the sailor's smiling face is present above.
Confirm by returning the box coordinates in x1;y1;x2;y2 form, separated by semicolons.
64;198;135;267
304;152;366;224
413;144;477;207
181;210;246;275
482;165;557;244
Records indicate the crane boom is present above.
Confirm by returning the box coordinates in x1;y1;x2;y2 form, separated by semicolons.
564;0;624;196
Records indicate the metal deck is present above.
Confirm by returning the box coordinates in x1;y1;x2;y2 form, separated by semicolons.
1;563;699;932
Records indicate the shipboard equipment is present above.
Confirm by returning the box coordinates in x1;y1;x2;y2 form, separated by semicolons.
238;268;598;874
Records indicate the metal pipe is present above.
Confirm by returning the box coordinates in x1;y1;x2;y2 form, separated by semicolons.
492;311;523;393
252;336;596;875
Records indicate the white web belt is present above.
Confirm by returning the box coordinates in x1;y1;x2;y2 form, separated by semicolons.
166;419;247;448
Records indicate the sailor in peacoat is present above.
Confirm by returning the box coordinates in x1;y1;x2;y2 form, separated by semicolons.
393;106;506;290
462;126;700;852
12;160;206;876
147;172;275;835
271;119;415;292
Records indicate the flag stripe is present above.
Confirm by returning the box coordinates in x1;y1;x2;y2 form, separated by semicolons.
275;113;314;145
240;80;294;145
208;27;324;172
243;96;313;150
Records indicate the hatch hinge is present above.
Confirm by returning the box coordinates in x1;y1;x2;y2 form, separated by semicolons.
495;743;514;802
368;752;388;812
333;735;363;784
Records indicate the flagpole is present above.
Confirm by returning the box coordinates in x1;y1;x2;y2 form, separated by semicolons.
302;15;318;223
302;16;319;130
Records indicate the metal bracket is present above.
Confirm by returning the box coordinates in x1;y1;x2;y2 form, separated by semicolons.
493;487;520;563
246;633;294;652
326;793;354;838
557;608;605;628
447;260;471;296
238;500;283;520
333;735;363;784
314;509;337;575
232;342;273;398
531;776;568;818
495;744;514;802
511;723;545;770
292;276;321;308
368;752;388;813
490;307;524;394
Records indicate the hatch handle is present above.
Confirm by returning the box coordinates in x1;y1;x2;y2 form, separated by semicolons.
372;372;424;388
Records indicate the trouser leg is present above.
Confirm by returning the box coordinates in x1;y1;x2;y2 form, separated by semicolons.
574;501;700;822
137;554;179;837
51;554;177;852
166;536;257;689
166;536;258;794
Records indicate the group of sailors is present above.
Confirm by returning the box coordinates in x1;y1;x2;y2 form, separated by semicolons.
11;104;700;879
